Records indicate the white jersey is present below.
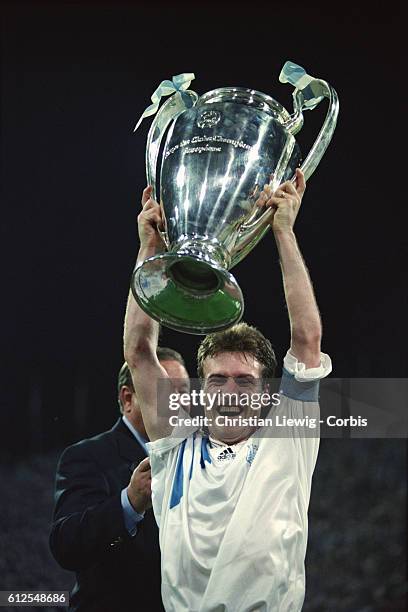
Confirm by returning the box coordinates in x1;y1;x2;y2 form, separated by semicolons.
146;351;332;612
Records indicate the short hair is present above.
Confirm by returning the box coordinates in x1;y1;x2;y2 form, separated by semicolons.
196;322;277;381
156;346;186;368
117;347;187;411
117;362;134;396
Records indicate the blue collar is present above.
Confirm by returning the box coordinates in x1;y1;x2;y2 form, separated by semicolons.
122;415;149;456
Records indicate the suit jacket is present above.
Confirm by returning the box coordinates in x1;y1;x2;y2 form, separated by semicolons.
50;418;164;612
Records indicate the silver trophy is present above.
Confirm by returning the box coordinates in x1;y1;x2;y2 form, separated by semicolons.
132;62;339;334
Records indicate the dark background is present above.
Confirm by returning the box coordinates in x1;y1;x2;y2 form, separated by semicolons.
0;1;406;611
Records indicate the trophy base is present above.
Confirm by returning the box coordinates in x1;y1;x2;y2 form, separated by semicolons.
131;252;244;335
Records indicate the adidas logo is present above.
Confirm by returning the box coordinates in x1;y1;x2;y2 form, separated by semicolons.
217;447;236;461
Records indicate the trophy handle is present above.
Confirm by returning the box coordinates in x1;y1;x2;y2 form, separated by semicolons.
145;90;198;248
232;79;339;265
288;79;339;182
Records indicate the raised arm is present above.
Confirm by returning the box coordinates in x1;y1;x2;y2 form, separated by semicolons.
123;187;174;441
258;169;322;367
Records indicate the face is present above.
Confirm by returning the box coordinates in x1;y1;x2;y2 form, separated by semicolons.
202;351;265;445
122;359;190;439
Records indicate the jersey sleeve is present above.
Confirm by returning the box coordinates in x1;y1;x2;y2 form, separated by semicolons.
258;350;332;503
146;408;198;527
283;348;332;382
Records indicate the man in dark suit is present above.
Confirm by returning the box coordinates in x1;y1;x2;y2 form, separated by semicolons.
50;348;190;612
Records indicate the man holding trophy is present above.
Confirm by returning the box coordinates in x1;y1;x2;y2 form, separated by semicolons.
124;169;331;612
124;63;337;611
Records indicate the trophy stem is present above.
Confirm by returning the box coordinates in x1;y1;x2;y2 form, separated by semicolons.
168;259;221;295
168;239;230;295
131;242;243;335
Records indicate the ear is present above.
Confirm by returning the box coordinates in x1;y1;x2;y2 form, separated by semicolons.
119;385;134;415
